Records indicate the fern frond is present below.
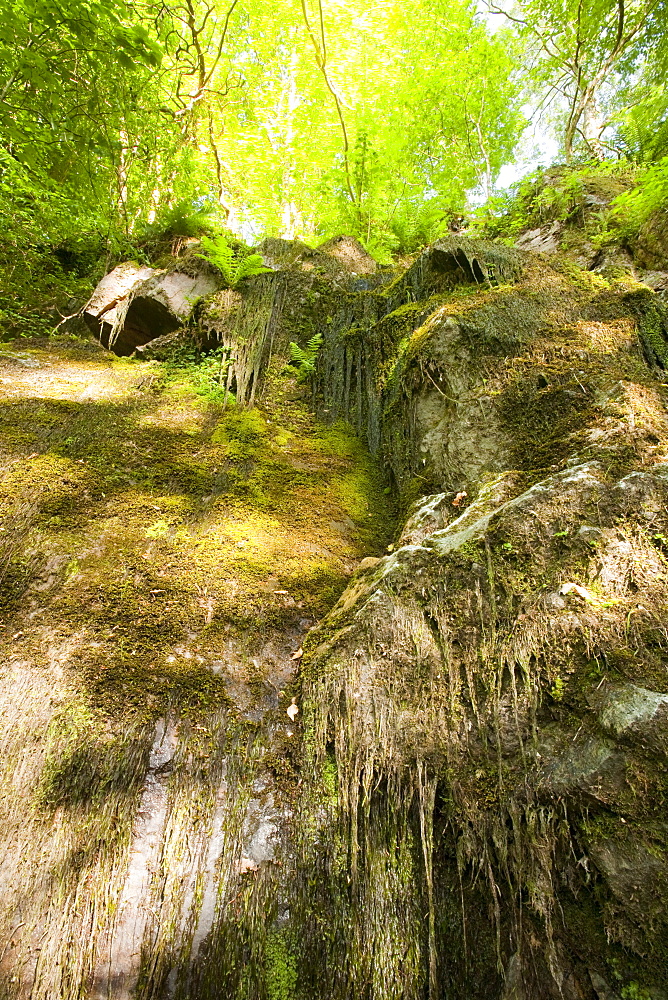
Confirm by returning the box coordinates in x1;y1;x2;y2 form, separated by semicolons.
197;235;269;287
289;342;310;365
288;334;322;382
236;253;271;280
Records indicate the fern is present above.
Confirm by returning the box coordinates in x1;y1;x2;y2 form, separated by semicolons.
152;199;215;238
196;234;270;288
612;155;668;235
613;85;668;162
389;203;451;254
288;333;323;382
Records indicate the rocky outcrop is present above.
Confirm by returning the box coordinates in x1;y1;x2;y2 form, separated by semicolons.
259;233;380;283
188;235;391;405
83;260;219;355
83;236;386;383
4;225;668;999
81;233;668;998
299;460;668;998
292;239;668;1000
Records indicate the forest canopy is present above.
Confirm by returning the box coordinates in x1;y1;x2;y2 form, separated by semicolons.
1;0;668;261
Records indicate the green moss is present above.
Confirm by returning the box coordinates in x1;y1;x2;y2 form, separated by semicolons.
621;984;652;1000
624;287;668;368
0;334;392;735
215;407;267;444
321;753;338;802
313;419;362;458
264;929;298;1000
552;256;610;291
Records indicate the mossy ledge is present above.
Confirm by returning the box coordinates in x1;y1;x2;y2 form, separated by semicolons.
0;234;668;999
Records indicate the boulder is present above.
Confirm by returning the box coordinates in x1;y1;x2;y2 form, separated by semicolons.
257;234;381;286
591;682;668;753
642;270;668;293
515;220;563;254
635;209;668;270
316;234;378;275
83;261;218;356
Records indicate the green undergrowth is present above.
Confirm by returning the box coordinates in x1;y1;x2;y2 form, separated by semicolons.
477;162;636;241
0;247;94;340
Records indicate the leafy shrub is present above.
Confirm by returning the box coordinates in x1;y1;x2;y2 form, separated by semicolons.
359;234;395;265
476;162;635;239
358;204;453;261
611;155;668;235
159;343;236;404
189;345;236;403
196;234;270;287
477;168;587;235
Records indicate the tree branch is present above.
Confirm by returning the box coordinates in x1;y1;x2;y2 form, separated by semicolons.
299;0;357;206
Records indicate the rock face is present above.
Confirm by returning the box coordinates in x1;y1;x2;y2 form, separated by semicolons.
636;209;668;270
188;235;391;405
0;328;390;1000
83;260;219;355
300;461;668;998
259;233;379;281
83;236;383;365
292;237;668;1000
515;219;563;253
3;229;668;999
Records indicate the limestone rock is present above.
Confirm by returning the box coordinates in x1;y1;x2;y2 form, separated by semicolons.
589;836;668;935
589;971;622;1000
590;245;637;277
257;234;380;286
316;234;378;275
642;270;668;293
591;682;668;752
515;220;563;254
83;261;218;356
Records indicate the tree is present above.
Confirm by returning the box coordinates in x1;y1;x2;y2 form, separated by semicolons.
0;0;165;238
0;0;526;259
208;0;524;247
487;0;667;161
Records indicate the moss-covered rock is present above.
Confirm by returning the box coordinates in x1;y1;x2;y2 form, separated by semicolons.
295;237;668;1000
0;328;392;998
2;226;668;1000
